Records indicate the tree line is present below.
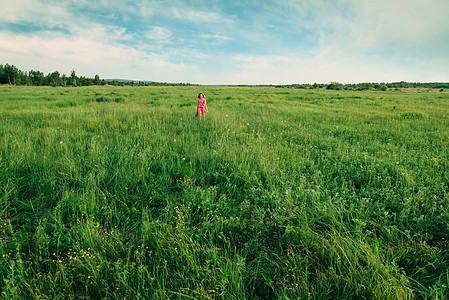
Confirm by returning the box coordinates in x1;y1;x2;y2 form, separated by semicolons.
1;63;448;89
324;81;449;91
274;81;449;90
0;63;103;87
0;63;195;87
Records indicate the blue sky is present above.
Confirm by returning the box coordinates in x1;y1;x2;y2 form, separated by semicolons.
1;0;449;84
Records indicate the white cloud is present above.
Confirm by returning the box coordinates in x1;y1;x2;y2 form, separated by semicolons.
341;0;449;50
1;0;448;84
146;26;172;43
254;0;449;84
171;7;231;24
0;0;74;28
275;0;449;54
229;50;446;85
0;31;210;83
0;32;126;73
200;34;232;41
0;0;41;22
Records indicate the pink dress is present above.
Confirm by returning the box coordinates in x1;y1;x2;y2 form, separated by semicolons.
197;98;207;114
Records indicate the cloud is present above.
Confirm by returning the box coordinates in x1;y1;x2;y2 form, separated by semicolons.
170;6;233;24
146;26;172;43
0;0;51;22
275;0;449;53
256;0;449;83
0;32;127;73
301;0;449;54
0;30;210;83
346;0;449;47
229;49;447;85
199;34;232;42
1;0;448;84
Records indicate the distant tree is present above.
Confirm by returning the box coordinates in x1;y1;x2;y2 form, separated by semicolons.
15;69;26;85
292;84;308;89
70;70;78;86
4;63;19;85
29;70;44;86
357;82;372;91
23;72;32;86
374;84;387;91
79;76;93;86
0;65;6;84
327;82;344;90
394;81;407;88
48;71;62;86
94;74;101;85
78;76;85;86
61;74;68;86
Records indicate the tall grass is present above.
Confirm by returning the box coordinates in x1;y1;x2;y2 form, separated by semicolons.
0;85;448;299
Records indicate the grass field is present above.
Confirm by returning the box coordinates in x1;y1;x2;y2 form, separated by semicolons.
0;85;448;299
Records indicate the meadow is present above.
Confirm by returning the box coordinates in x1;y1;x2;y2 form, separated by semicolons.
0;85;448;299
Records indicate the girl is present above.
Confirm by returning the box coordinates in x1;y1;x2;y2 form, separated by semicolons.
196;93;208;117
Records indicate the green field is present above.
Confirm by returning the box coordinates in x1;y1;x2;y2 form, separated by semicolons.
0;85;448;299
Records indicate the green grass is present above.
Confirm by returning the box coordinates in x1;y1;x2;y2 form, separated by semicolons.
0;85;448;299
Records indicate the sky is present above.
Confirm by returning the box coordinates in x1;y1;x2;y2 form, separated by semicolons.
1;0;449;85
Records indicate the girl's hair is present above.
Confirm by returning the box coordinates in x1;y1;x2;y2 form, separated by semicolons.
198;93;204;99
